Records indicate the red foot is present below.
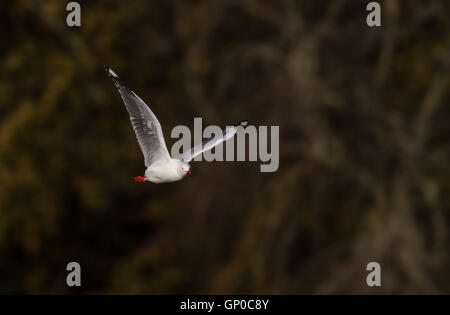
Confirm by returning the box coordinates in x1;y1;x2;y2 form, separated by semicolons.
134;176;146;182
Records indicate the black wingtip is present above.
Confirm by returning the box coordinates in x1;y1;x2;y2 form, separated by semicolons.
104;66;122;85
236;120;248;127
104;66;137;97
105;66;118;78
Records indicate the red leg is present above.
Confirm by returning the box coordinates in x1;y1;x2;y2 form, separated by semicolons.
134;176;146;182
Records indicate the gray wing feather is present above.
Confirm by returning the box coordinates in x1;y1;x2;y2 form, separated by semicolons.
180;121;248;162
105;67;171;167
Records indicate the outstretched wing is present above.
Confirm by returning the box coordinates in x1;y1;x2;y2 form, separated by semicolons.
179;121;248;162
105;66;171;167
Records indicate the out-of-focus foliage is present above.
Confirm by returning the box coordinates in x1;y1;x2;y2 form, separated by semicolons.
0;0;449;293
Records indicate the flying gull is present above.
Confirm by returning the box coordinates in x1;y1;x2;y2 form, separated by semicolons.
105;66;247;183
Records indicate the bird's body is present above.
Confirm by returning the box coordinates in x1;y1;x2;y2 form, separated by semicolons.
105;66;247;183
145;158;189;183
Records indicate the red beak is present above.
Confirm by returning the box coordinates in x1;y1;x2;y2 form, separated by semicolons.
186;170;192;175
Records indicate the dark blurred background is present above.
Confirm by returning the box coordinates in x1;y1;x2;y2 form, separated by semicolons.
0;0;449;294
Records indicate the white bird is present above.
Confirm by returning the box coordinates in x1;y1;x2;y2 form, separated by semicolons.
105;66;248;183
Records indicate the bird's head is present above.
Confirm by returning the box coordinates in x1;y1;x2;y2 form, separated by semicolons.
175;159;192;177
